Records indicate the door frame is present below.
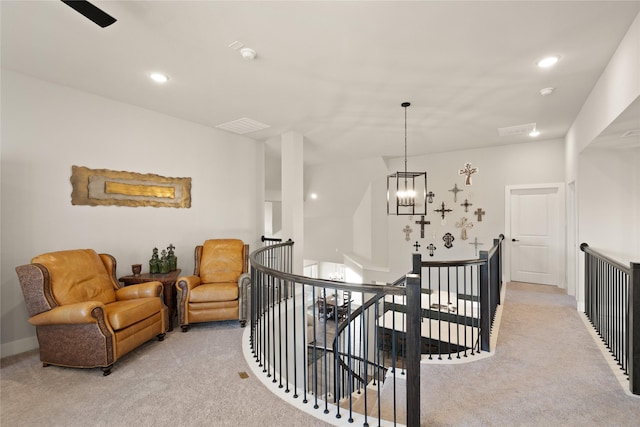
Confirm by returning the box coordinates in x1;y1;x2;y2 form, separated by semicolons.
504;183;566;288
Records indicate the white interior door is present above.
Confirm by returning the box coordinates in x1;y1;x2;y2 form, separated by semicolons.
509;186;561;285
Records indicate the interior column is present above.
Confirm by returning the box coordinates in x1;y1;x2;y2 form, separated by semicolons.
281;131;304;275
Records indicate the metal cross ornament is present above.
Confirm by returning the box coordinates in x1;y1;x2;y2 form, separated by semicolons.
402;225;413;241
459;162;478;186
443;232;455;249
426;191;435;203
415;215;430;238
455;217;474;240
468;237;484;256
413;241;421;252
448;184;463;202
474;208;486;222
460;199;473;213
434;201;453;220
426;243;437;257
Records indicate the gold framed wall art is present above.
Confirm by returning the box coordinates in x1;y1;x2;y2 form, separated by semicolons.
71;165;191;208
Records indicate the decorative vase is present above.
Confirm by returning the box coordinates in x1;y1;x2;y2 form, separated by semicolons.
159;249;169;274
132;264;142;276
149;247;160;274
167;244;177;271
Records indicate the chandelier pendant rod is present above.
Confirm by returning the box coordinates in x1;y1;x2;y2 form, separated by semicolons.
403;101;410;190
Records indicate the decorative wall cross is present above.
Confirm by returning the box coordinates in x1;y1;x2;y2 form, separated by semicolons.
460;199;473;212
402;225;413;241
426;243;437;257
474;207;486;222
468;237;484;256
448;184;463;202
426;191;435;203
459;162;478;186
434;202;453;220
443;232;455;249
415;215;430;238
455;217;474;240
413;241;421;252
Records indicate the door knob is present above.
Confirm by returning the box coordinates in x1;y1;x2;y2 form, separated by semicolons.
512;238;519;242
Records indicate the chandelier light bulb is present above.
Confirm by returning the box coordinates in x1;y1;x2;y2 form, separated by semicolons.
397;188;416;207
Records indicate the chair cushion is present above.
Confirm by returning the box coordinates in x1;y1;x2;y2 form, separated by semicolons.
200;239;244;283
104;298;164;331
190;282;238;303
32;249;116;306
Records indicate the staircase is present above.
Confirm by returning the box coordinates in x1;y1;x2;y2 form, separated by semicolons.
339;371;407;425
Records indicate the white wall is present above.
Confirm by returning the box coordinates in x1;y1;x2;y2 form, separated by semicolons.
378;139;566;283
303;157;387;263
303;138;565;284
565;12;640;308
578;147;640;263
352;184;372;260
1;70;264;356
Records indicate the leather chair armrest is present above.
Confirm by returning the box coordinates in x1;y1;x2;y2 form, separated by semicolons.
238;273;251;326
116;281;163;300
28;301;105;326
176;275;201;293
238;273;250;288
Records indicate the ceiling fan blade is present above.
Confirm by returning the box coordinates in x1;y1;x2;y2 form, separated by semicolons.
61;0;116;28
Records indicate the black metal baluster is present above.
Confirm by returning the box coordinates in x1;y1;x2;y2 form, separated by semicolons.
312;286;319;408
298;282;305;401
455;266;461;359
375;298;382;425
471;265;476;356
428;266;433;360
360;293;367;425
284;278;290;393
322;288;329;414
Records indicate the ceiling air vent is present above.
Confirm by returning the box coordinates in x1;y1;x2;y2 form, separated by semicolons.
216;118;270;135
497;123;536;137
621;129;640;138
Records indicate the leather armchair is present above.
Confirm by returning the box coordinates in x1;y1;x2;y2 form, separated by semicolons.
15;249;167;376
176;239;250;331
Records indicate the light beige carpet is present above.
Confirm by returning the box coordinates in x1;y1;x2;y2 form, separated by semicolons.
2;282;639;426
1;321;331;427
417;282;640;426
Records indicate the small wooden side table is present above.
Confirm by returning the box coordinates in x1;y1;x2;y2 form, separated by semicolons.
119;269;181;332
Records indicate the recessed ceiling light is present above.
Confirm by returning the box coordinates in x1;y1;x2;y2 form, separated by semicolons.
539;87;555;96
310;193;318;200
240;47;257;60
529;130;540;137
150;73;169;83
537;56;560;68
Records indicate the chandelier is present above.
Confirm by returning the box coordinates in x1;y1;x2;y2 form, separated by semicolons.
387;102;427;216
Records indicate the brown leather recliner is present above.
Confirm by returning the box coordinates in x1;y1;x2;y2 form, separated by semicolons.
176;239;250;331
15;249;167;376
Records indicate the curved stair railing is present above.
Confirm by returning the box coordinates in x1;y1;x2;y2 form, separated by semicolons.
249;240;417;426
247;236;505;426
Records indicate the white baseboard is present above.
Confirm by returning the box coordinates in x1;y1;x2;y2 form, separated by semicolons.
578;312;639;398
1;335;38;359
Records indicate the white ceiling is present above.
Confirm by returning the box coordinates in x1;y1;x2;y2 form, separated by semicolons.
2;1;639;165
